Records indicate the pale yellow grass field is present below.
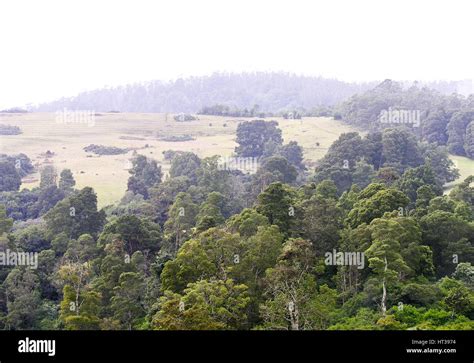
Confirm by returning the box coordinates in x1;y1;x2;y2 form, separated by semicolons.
0;113;359;207
444;154;474;193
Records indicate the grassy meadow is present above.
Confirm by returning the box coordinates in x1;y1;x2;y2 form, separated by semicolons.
0;113;360;207
445;154;474;193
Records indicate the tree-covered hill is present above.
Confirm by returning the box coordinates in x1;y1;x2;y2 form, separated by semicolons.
335;79;474;159
32;73;377;113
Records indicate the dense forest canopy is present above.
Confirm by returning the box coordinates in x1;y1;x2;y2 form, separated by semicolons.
0;99;473;330
336;79;474;159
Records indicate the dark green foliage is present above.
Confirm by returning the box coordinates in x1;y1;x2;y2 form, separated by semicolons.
158;135;195;142
0;124;22;135
2;87;473;331
127;155;163;198
464;121;474;158
44;187;106;239
0;154;34;178
336;79;474;160
235;120;282;158
420;210;474;277
169;152;201;183
397;164;442;204
99;215;162;254
279;141;305;170
39;165;57;189
256;182;296;236
258;156;298;184
313;127;455;195
0;161;21;192
447;111;474;156
347;183;410;227
381;128;423;171
84;144;129;155
59;169;76;192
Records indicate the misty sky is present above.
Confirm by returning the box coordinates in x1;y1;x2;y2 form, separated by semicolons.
0;0;473;109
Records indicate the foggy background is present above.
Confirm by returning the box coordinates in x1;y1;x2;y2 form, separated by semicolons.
1;0;473;110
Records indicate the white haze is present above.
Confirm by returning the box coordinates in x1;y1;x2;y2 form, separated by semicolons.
0;0;473;109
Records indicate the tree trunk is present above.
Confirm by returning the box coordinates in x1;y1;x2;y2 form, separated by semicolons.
75;287;80;316
289;302;299;330
381;257;387;316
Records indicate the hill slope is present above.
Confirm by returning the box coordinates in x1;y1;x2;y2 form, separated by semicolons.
33;73;377;113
